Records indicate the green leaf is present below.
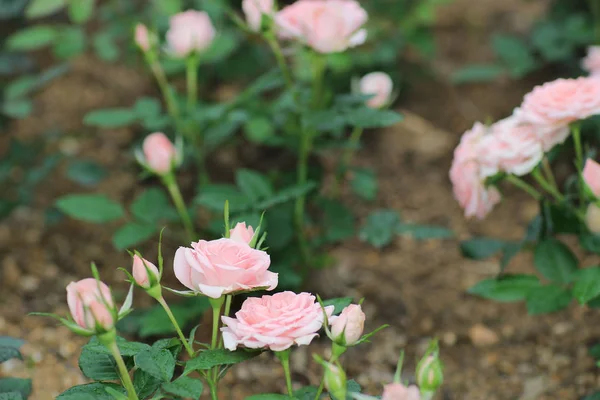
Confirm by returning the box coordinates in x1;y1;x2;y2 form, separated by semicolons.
349;168;377;201
130;188;176;223
25;0;66;18
68;0;94;23
202;31;240;64
580;233;600;254
294;386;319;400
359;209;401;248
78;351;121;381
245;395;290;400
82;336;151;357
4;76;37;100
6;26;58;50
345;108;403;128
256;182;317;209
134;348;175;382
67;160;107;186
468;274;541;302
57;383;125;400
533;238;578;283
318;199;355;243
0;393;23;400
152;0;181;15
1;100;33;119
133;97;162;120
195;184;252;213
112;222;158;250
322;297;353;315
396;224;454;240
236;169;274;203
573;267;600;305
0;337;24;364
53;26;86;60
55;194;124;223
526;285;571;315
83;108;138;128
93;31;120;62
161;376;204;400
0;378;31;398
184;349;260;373
460;238;506;259
244;117;275;143
451;64;505;84
492;34;537;78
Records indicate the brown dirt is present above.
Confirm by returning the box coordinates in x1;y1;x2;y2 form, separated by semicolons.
2;0;600;399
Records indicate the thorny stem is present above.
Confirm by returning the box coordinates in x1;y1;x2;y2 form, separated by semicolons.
157;296;194;357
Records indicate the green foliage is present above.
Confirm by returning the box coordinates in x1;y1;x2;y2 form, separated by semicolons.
161;376;203;400
6;26;58;51
349;168;378;201
67;160;107;187
184;349;260;373
573;267;600;304
0;379;31;399
526;285;572;315
24;0;66;19
68;0;95;24
359;209;401;248
57;383;125;400
533;239;578;283
83;108;139;128
322;297;353;315
55;194;125;223
134;348;176;382
468;275;541;302
0;337;24;364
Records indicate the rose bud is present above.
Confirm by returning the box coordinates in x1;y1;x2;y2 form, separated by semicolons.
583;159;600;198
166;10;216;58
66;278;116;332
134;23;151;51
359;72;393;109
381;383;420;400
324;363;347;400
582;46;600;76
329;304;365;346
137;132;181;175
132;255;160;289
229;222;255;245
416;353;444;394
586;204;600;234
242;0;275;32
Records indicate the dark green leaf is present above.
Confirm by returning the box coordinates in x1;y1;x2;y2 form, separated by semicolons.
68;0;94;23
580;234;600;254
4;76;37;100
318;198;355;243
53;26;86;60
134;348;175;382
67;160;107;186
255;182;317;209
195;184;252;213
244;117;275;143
345;108;403;128
396;224;454;240
293;386;319;400
0;393;23;400
492;34;536;78
468;274;541;302
0;378;31;397
583;392;600;400
57;383;125;400
526;285;571;315
589;343;600;359
1;100;33;119
82;336;151;357
349;168;377;201
130;188;176;223
184;349;260;373
93;31;120;62
25;0;65;18
322;297;353;315
133;97;162;119
573;267;600;305
245;395;290;400
451;64;505;84
152;338;182;360
533;239;578;283
236;169;274;202
112;222;158;250
55;194;124;223
6;26;58;50
0;337;24;349
161;376;204;400
78;352;121;381
83;108;138;128
359;209;401;248
460;238;506;259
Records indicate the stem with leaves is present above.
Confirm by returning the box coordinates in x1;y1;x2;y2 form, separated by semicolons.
157;296;195;357
505;175;542;201
265;33;293;91
276;350;294;398
99;331;139;400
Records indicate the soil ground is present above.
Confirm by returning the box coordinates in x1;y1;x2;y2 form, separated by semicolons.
2;0;600;399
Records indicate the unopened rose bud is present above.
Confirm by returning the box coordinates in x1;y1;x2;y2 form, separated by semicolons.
138;132;180;175
134;23;151;51
330;304;365;346
359;72;393;109
66;278;115;332
166;10;216;57
324;363;347;400
583;159;600;198
416;353;444;394
381;383;420;400
242;0;275;31
587;203;600;234
229;222;255;244
132;255;160;289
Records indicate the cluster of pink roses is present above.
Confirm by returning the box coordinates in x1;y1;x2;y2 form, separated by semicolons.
450;53;600;219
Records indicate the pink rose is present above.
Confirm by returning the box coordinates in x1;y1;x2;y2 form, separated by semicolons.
583;159;600;197
382;383;421;400
166;10;216;57
135;24;150;51
582;46;600;76
174;238;277;298
132;255;160;289
230;222;255;244
275;0;368;54
139;132;179;175
360;72;393;108
242;0;275;31
587;204;600;234
330;304;365;345
515;77;600;140
477;117;544;176
449;123;501;219
66;278;115;331
221;291;334;351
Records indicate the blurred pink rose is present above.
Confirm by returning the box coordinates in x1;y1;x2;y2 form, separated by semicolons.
330;304;365;345
135;24;150;51
174;238;277;298
515;77;600;135
449;123;501;219
242;0;275;31
360;72;393;108
583;159;600;197
132;255;160;289
166;10;215;57
141;132;178;175
382;383;421;400
221;291;334;351
587;204;600;234
478;117;544;176
66;278;115;331
275;0;368;54
229;222;255;244
582;46;600;76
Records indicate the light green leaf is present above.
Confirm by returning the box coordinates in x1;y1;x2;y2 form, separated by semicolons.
83;108;138;128
25;0;66;18
0;392;23;400
468;275;541;302
345;108;403;128
112;222;158;250
53;26;86;60
93;31;120;62
6;26;58;50
1;100;32;119
533;238;578;283
4;76;37;100
130;188;176;223
195;184;252;213
184;349;260;373
349;168;377;201
55;194;125;223
573;267;600;305
68;0;94;23
244;117;275;143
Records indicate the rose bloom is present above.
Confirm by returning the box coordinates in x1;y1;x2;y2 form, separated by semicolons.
582;46;600;76
135;23;150;51
515;77;600;139
382;383;421;400
449;123;501;219
242;0;275;31
477;116;544;176
174;238;277;298
141;132;179;175
132;255;160;289
275;0;368;54
221;291;334;351
360;72;393;109
229;222;255;244
583;159;600;197
166;10;215;57
330;304;365;345
66;278;115;331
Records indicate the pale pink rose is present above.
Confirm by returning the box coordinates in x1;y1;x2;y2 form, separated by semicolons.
135;24;151;51
275;0;368;54
360;72;393;108
515;77;600;140
132;255;160;289
242;0;275;31
582;46;600;76
221;291;334;351
382;383;421;400
583;159;600;197
477;117;544;176
66;278;115;331
174;238;277;298
229;222;255;244
449;123;501;219
586;204;600;234
330;304;365;345
166;10;216;57
141;132;178;175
